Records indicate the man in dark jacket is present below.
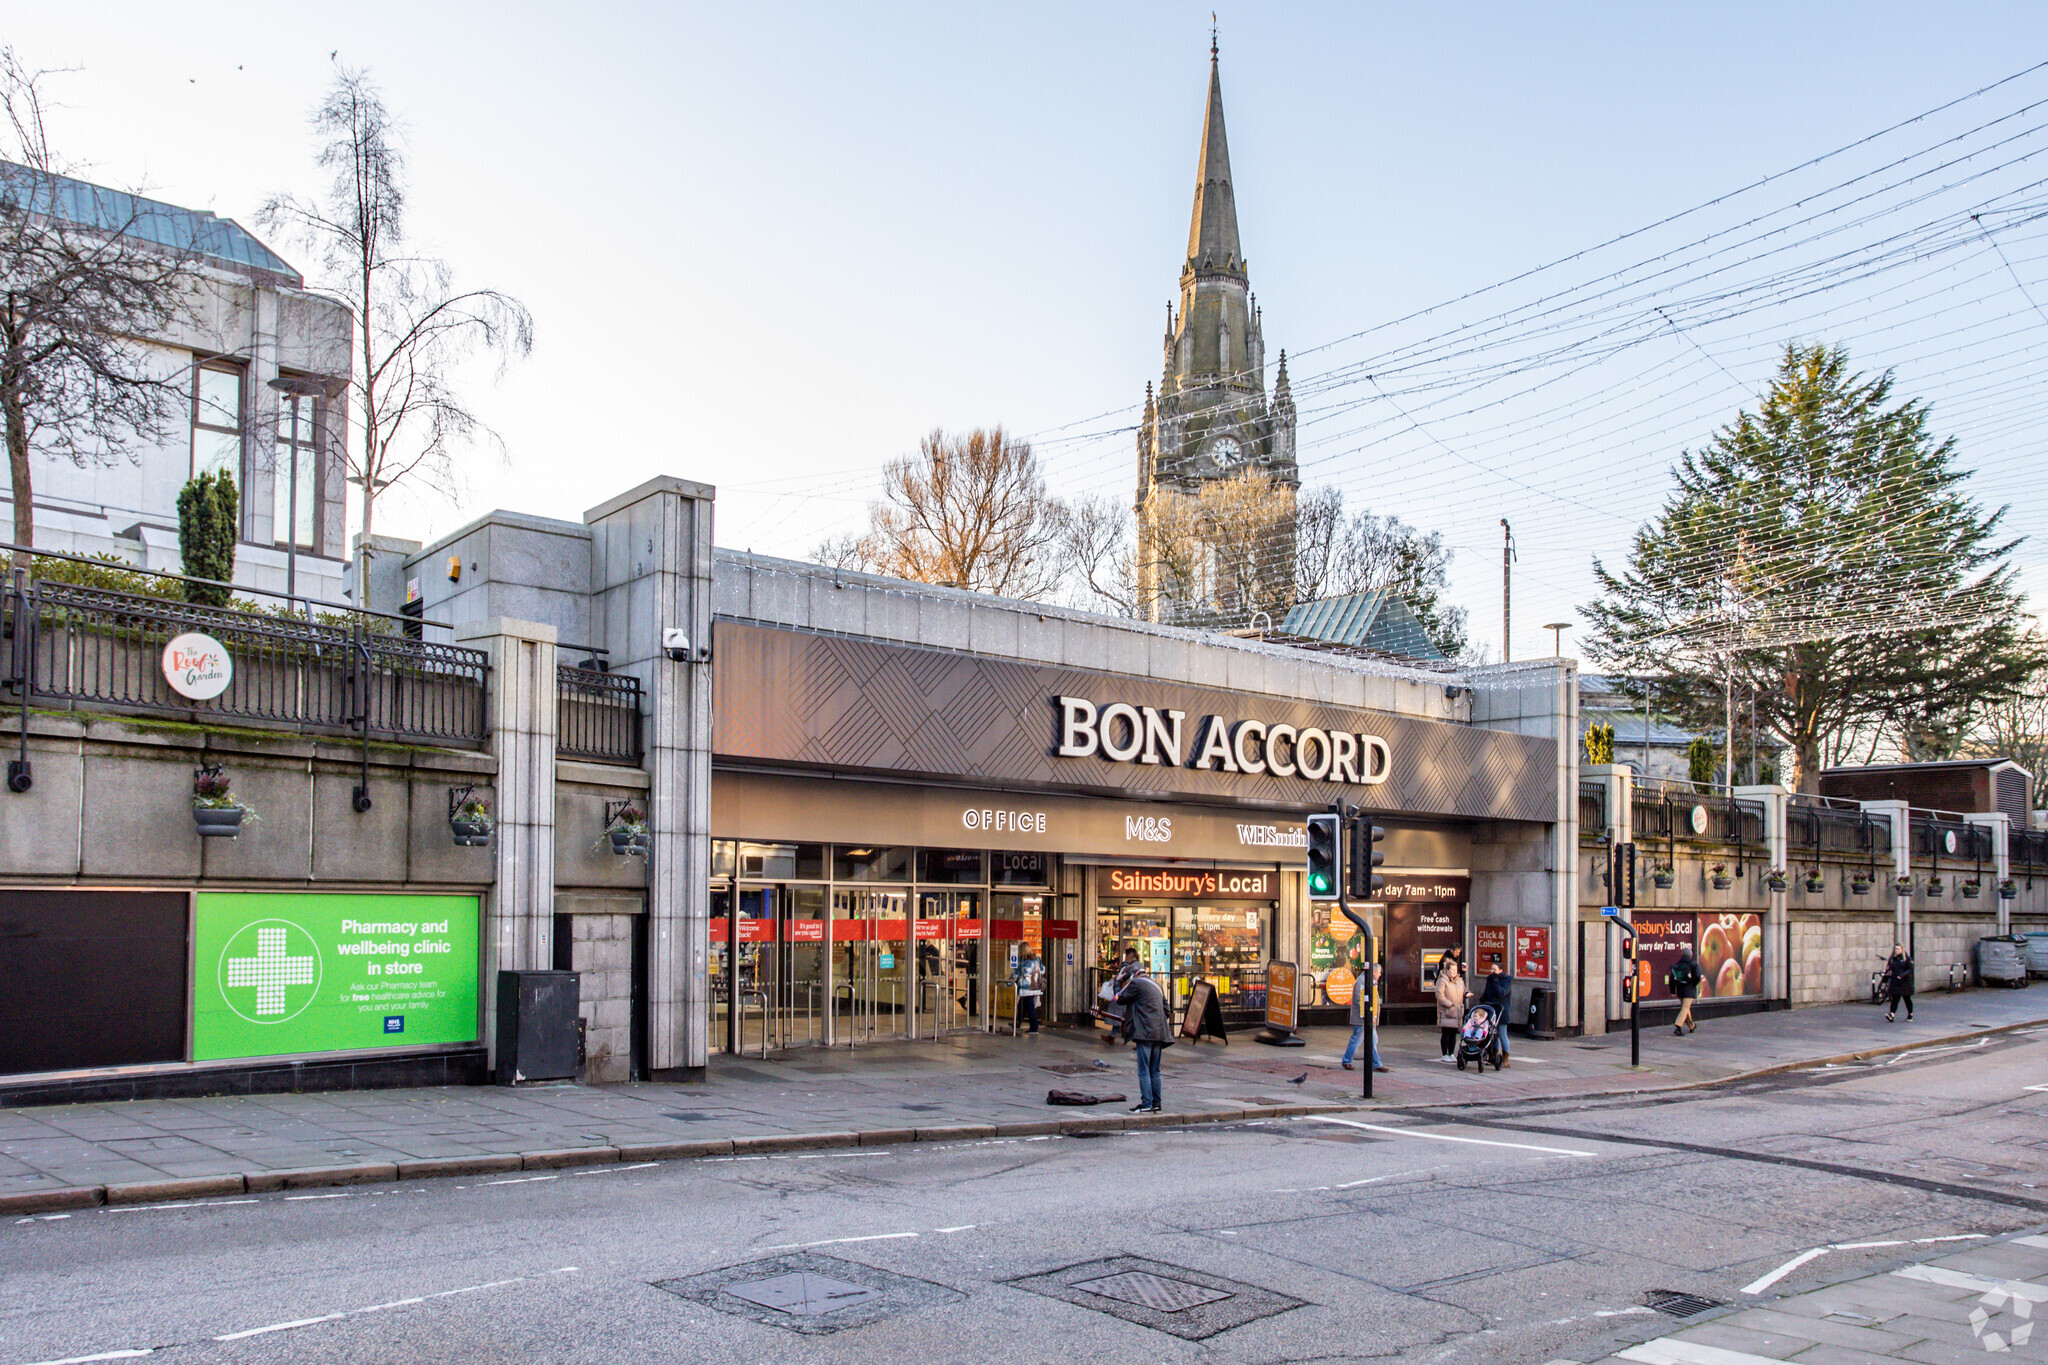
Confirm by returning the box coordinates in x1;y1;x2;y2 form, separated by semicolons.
1479;955;1514;1067
1114;967;1174;1113
1883;944;1915;1022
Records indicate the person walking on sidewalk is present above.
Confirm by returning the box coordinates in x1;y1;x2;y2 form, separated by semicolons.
1013;946;1045;1034
1435;957;1467;1061
1113;964;1174;1112
1883;944;1916;1022
1342;960;1386;1072
1669;947;1701;1035
1479;954;1514;1068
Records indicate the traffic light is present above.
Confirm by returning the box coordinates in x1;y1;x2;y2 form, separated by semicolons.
1306;812;1341;901
1613;841;1636;909
1348;815;1385;899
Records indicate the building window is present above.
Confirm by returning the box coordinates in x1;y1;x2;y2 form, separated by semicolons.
273;390;318;551
191;363;244;485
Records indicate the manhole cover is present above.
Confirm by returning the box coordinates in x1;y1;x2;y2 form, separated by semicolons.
653;1251;963;1336
1642;1289;1725;1318
1005;1256;1304;1341
725;1272;882;1316
1073;1270;1233;1313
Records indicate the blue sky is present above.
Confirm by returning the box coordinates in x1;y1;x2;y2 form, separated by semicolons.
13;2;2048;659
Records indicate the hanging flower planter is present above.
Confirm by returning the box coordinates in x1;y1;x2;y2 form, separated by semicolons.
1850;876;1872;895
1960;878;1982;899
604;801;651;858
1709;862;1733;891
1804;872;1827;894
1651;864;1675;889
1999;878;2020;901
1926;874;1946;897
192;763;255;838
1892;875;1915;896
1764;868;1789;893
448;787;494;847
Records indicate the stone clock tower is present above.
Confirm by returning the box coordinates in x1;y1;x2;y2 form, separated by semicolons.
1135;43;1299;625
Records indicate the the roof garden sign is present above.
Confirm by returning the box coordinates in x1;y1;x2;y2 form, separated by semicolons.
163;631;232;700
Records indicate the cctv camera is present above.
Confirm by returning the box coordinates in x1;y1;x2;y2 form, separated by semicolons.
662;627;691;662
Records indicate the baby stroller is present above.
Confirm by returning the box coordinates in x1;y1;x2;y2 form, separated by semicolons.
1456;1001;1505;1073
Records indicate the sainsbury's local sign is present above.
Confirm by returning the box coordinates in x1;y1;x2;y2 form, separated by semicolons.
1054;696;1389;786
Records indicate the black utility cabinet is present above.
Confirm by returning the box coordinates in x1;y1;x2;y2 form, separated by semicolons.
495;970;580;1084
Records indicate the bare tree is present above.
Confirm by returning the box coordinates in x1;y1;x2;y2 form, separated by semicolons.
1963;633;2048;794
260;63;531;594
1294;486;1468;656
0;49;195;561
820;427;1067;599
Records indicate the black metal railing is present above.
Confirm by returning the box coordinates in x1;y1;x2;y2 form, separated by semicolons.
6;572;487;746
1909;812;1994;865
557;664;642;763
1787;796;1892;856
1577;781;1606;839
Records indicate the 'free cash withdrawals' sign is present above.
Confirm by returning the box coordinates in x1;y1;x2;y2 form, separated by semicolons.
192;892;480;1061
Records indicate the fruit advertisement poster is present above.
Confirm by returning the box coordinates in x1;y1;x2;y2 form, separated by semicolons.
1698;912;1764;997
1631;912;1696;1003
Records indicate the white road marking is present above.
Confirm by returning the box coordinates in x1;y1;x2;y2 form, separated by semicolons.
569;1162;658;1176
1619;1339;1795;1364
283;1192;357;1201
1882;1038;1987;1066
1740;1247;1828;1294
1308;1115;1595;1157
2015;1234;2048;1249
1894;1264;2048;1301
16;1270;579;1365
1745;1232;1992;1291
2024;1083;2048;1092
933;1224;976;1233
102;1199;257;1213
760;1231;920;1250
213;1313;346;1342
484;1175;557;1185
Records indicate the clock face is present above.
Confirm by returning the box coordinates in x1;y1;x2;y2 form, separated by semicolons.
1211;436;1244;467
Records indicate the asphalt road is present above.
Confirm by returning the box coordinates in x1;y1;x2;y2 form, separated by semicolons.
4;1030;2044;1365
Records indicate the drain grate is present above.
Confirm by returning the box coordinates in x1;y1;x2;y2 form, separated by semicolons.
725;1272;882;1316
654;1251;963;1336
1005;1256;1304;1341
1642;1289;1725;1318
1074;1270;1233;1313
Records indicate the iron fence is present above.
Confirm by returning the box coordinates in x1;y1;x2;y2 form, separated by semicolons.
5;575;487;746
557;664;643;763
1577;781;1606;839
1786;797;1892;856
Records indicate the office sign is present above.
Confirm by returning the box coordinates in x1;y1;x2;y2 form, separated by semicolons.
192;892;479;1061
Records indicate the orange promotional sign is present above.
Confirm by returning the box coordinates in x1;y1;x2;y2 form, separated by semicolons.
1265;959;1298;1031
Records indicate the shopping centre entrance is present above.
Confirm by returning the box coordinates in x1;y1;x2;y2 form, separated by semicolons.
708;841;1065;1052
1091;868;1279;1025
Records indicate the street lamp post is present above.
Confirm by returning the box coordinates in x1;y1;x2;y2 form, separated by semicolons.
1543;622;1571;657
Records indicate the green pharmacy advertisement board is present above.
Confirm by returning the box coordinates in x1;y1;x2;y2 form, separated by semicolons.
192;892;480;1061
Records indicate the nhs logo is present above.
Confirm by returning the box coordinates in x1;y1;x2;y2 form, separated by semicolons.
383;1015;405;1034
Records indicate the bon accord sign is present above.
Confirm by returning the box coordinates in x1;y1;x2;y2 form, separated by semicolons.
712;623;1559;824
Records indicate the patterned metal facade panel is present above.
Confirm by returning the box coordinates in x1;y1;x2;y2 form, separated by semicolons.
714;622;1560;823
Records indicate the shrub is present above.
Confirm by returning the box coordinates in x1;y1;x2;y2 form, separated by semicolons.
176;471;238;607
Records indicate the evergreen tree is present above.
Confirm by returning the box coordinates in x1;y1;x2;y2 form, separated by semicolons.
176;471;237;607
1585;343;2041;792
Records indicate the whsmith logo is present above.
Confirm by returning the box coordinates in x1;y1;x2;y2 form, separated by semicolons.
1237;824;1307;848
1054;696;1390;786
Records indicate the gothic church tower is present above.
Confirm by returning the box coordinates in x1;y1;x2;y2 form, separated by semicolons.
1135;43;1299;625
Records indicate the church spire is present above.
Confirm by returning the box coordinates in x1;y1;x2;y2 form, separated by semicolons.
1184;45;1242;277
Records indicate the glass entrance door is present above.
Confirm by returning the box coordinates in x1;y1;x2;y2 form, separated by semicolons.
832;888;909;1043
733;885;776;1054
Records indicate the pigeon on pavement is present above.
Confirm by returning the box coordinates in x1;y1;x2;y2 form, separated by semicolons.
1287;1072;1308;1085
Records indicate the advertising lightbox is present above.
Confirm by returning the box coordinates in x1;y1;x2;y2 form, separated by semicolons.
192;892;480;1062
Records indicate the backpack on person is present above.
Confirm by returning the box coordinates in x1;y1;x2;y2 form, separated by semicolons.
1667;959;1700;992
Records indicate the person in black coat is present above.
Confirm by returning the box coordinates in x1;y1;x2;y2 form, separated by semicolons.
1883;944;1915;1022
1478;955;1514;1066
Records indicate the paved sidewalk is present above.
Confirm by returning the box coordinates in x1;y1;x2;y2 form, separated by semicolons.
0;987;2040;1214
1566;1227;2048;1363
